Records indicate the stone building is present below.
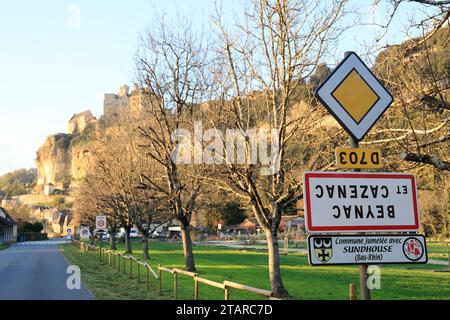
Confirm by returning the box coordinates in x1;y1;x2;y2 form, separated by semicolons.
1;194;17;209
103;84;153;124
68;111;96;134
0;207;17;244
103;84;131;124
30;206;74;237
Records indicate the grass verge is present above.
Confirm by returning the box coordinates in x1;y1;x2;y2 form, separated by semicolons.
60;244;169;300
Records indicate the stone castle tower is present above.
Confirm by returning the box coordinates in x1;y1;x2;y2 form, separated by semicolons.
103;84;150;125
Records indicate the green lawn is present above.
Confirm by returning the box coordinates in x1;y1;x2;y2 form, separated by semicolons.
0;244;9;250
427;242;450;261
62;240;450;300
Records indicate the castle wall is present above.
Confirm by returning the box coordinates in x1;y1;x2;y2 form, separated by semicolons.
68;111;96;134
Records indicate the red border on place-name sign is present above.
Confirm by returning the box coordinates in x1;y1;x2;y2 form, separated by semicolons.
304;172;419;232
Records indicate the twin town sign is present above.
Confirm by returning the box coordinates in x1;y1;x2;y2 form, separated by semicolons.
308;234;427;266
303;172;419;233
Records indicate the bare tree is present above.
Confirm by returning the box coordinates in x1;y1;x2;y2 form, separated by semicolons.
208;0;349;297
74;123;163;258
363;1;450;172
134;16;211;271
74;176;121;250
358;1;449;238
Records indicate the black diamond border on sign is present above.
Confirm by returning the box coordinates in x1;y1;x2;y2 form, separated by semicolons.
314;52;394;142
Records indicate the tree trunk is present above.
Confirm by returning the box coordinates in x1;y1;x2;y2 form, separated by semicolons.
180;224;196;272
142;232;150;260
110;230;117;251
124;227;132;254
266;229;290;298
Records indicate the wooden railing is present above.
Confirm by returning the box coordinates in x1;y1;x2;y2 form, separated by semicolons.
71;239;279;300
157;264;276;300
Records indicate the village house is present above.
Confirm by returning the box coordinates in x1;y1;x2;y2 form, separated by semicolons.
0;207;17;244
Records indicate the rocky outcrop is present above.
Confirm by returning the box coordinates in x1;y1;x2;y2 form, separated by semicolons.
35;120;97;193
35;134;73;192
71;144;93;181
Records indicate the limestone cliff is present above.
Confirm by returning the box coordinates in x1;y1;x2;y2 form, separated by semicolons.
35;114;98;193
35;133;73;192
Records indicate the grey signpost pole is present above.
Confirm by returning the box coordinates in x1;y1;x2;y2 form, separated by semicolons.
98;231;103;262
345;51;371;300
350;137;371;300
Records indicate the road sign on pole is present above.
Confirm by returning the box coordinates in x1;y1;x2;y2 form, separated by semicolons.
80;226;90;240
315;52;393;141
96;215;107;231
308;234;428;266
303;171;420;233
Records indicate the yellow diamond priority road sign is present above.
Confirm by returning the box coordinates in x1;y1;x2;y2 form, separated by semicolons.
315;52;393;141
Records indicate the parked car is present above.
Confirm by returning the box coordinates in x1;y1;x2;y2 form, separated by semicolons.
151;230;164;239
130;228;139;238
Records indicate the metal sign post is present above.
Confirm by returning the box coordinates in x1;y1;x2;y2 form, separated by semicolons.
100;232;103;262
95;230;104;261
349;137;372;300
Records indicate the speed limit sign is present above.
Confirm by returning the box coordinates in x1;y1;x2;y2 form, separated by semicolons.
96;215;107;231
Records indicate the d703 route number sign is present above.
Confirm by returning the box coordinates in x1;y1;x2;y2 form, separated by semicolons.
308;234;427;266
335;148;382;169
303;172;420;233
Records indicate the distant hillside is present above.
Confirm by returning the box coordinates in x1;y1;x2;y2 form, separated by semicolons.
375;25;450;87
0;168;37;197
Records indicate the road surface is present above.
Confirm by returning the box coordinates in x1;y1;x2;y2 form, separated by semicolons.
0;239;93;300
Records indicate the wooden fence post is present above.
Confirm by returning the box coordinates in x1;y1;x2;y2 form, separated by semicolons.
224;285;230;300
284;237;289;256
194;279;199;300
349;283;357;300
129;257;133;279
123;255;126;274
173;271;178;300
146;265;149;289
137;260;140;283
158;264;162;295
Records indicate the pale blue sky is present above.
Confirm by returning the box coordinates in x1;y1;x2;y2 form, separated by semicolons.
0;0;433;175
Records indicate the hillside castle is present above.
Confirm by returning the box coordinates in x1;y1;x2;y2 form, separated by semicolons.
34;84;151;193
